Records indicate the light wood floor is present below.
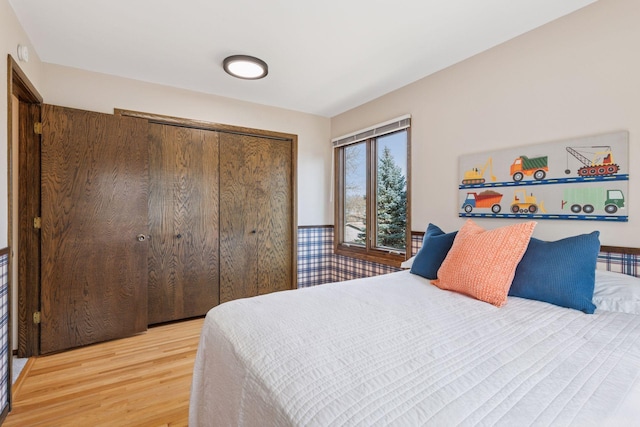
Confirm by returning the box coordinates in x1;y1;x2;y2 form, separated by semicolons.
5;318;204;427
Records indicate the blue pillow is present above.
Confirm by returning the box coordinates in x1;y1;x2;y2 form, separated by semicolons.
509;231;600;314
410;224;457;280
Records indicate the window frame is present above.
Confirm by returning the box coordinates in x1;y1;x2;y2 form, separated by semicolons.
334;124;411;267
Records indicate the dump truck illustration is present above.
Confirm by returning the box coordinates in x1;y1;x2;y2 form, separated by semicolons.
565;146;619;177
510;189;546;214
461;190;502;213
562;187;625;214
510;155;548;182
462;157;496;185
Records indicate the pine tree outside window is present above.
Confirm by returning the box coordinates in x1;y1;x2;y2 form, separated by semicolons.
333;117;411;266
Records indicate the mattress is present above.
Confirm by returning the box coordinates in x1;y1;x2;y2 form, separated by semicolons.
189;270;640;426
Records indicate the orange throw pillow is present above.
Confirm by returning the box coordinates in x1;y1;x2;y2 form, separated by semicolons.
431;219;536;307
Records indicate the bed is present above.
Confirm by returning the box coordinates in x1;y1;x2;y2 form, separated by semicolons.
189;226;640;426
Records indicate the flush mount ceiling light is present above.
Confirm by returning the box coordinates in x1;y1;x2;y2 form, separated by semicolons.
223;55;268;80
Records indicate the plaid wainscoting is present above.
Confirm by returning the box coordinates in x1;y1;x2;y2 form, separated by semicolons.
0;249;9;420
333;254;400;283
297;227;423;287
411;233;423;256
598;251;640;278
297;227;640;287
297;226;335;287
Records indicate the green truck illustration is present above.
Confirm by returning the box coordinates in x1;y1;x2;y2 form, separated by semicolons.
562;187;625;214
510;155;548;182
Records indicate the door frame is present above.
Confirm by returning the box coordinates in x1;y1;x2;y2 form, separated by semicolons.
8;55;42;357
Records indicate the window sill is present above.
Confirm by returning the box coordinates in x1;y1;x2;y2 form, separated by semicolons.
334;245;406;268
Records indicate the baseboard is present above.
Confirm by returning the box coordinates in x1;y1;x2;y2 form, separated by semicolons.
12;358;35;399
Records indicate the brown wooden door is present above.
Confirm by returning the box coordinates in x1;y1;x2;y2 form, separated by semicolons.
219;133;294;303
40;105;150;354
147;124;219;324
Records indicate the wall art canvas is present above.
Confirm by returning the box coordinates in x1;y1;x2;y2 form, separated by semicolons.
458;131;629;222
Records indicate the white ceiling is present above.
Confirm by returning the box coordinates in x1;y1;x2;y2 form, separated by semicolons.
9;0;596;117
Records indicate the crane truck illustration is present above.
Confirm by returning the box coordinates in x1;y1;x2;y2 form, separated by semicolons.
564;146;619;177
562;187;625;214
510;190;546;214
510;155;548;182
461;157;496;185
461;190;502;213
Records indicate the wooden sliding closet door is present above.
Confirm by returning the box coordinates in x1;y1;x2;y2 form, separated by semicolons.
147;124;219;324
40;105;150;354
219;133;294;303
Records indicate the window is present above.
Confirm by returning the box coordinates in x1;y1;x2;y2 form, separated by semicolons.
334;116;410;266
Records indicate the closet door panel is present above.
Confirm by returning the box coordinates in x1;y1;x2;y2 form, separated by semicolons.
255;139;293;295
219;135;259;303
40;105;149;354
148;124;219;324
219;133;294;303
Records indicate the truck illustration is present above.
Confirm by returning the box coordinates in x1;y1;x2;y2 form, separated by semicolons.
510;155;548;182
562;187;625;214
565;146;619;177
461;190;502;213
510;190;546;214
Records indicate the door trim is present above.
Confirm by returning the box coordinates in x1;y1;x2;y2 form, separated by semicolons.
114;108;295;141
8;55;42;357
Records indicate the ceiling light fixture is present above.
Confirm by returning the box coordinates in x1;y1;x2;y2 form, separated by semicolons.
223;55;268;80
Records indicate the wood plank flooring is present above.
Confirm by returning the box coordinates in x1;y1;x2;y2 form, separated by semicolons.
5;318;204;427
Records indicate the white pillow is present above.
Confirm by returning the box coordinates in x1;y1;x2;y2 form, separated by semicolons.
593;270;640;314
400;256;415;269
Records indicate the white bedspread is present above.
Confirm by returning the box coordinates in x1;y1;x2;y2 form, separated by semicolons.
189;271;640;426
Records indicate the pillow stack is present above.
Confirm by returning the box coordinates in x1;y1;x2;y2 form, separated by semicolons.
410;219;601;313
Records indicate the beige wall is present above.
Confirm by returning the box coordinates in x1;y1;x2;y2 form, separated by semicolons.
42;64;333;226
331;0;639;246
5;0;639;247
1;0;43;248
2;0;45;351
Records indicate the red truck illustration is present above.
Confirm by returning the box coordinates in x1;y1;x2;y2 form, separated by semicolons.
461;190;503;213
